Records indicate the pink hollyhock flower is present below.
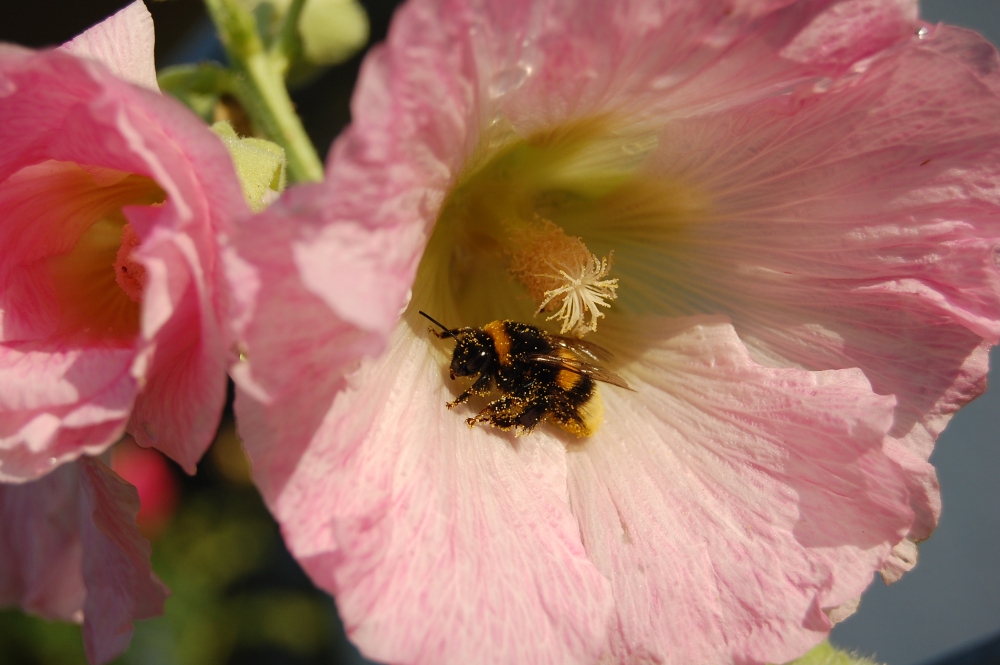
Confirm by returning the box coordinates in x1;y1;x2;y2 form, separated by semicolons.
1;2;247;662
0;456;167;665
0;0;246;481
229;0;1000;663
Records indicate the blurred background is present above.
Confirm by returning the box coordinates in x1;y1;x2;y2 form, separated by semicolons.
0;1;998;664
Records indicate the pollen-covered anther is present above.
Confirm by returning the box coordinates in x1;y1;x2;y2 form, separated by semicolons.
507;217;618;337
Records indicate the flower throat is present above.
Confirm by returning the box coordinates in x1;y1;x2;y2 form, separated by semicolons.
416;116;704;334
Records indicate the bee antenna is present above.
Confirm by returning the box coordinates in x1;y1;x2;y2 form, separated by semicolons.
418;311;456;338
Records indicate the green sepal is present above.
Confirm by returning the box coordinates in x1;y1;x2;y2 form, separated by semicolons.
212;122;287;212
158;63;233;121
781;641;883;665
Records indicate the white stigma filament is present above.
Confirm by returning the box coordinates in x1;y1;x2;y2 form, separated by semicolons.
536;253;618;335
507;217;618;337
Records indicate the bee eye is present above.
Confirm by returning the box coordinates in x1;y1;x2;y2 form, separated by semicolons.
465;350;489;374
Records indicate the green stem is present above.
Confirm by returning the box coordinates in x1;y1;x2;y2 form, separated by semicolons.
204;0;324;183
233;53;323;182
273;0;307;72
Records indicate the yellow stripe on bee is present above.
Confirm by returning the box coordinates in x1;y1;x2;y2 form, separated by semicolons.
553;389;604;438
555;348;582;390
483;321;512;366
578;390;604;436
556;368;582;391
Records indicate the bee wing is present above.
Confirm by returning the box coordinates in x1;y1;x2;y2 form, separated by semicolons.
544;335;614;362
528;354;635;391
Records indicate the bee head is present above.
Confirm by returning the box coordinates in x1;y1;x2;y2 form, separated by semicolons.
450;330;495;379
418;311;496;379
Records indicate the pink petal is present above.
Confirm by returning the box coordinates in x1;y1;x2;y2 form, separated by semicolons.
78;457;167;663
352;0;984;470
878;438;939;583
377;0;916;143
0;41;245;476
0;345;135;481
328;0;856;248
780;0;918;65
0;457;167;665
641;23;1000;404
238;0;998;662
568;317;913;665
60;1;158;92
235;317;612;665
125;220;228;471
229;180;612;663
227;183;411;498
0;462;86;622
311;0;920;359
613;25;1000;550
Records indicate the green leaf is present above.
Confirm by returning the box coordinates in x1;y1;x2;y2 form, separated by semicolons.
781;641;883;665
212;122;287;211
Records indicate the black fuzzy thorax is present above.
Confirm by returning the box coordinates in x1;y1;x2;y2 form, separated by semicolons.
493;321;556;392
494;322;596;431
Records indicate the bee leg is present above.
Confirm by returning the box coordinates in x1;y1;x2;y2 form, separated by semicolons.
467;398;512;428
514;400;548;434
447;391;471;409
467;396;545;433
446;374;491;409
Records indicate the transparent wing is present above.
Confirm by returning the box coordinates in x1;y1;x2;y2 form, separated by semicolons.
528;354;634;391
544;334;614;362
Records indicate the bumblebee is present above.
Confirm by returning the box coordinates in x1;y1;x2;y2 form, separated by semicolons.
419;311;633;437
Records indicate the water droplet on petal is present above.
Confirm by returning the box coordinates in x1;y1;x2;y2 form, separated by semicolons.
488;64;531;98
48;457;57;465
916;26;929;39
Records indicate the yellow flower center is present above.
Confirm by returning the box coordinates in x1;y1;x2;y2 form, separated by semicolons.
17;161;167;344
413;116;710;347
